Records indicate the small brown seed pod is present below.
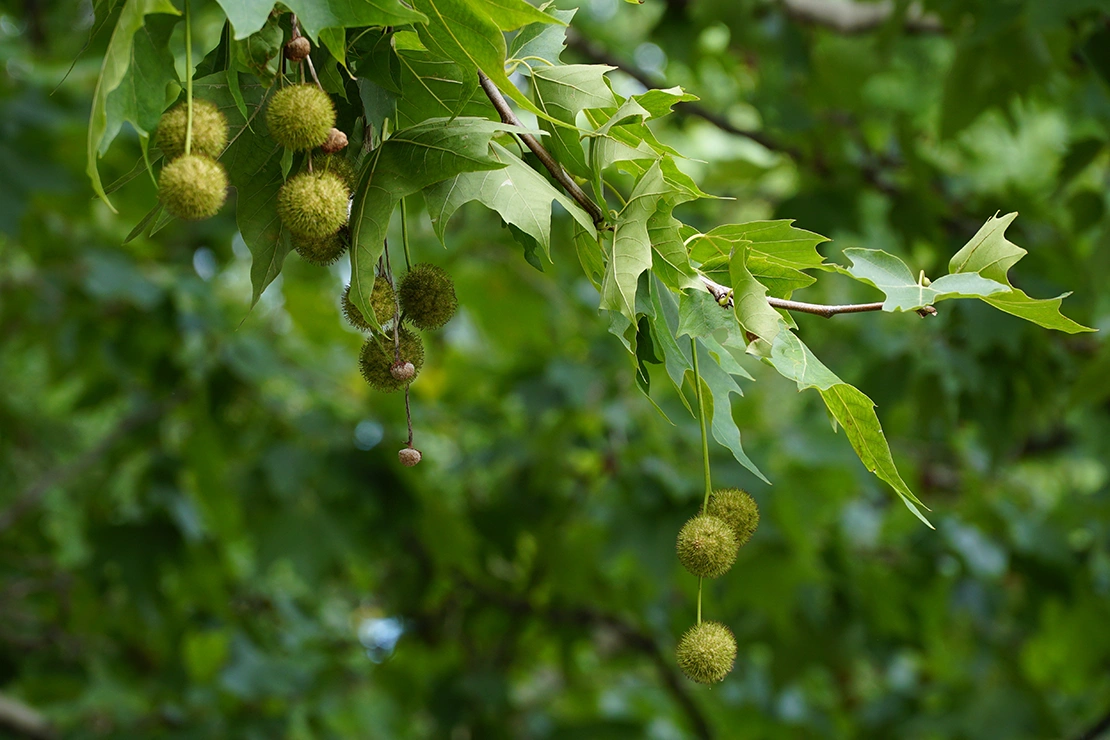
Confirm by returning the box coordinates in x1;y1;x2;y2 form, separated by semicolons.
398;447;422;467
320;127;348;154
284;36;311;61
390;361;416;381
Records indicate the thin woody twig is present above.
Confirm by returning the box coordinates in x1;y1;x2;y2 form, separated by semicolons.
476;71;607;227
699;274;936;318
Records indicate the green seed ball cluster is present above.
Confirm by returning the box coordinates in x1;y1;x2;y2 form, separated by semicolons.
676;514;738;578
707;488;760;547
342;278;395;330
267;84;335;150
398;263;458;330
359;327;425;392
293;228;348;266
156;99;229;161
676;621;737;685
158;154;228;221
277;171;349;240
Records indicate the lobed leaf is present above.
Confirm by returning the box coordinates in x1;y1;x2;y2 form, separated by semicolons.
422;141;597;262
841;248;1009;311
947;212;1095;333
769;331;932;527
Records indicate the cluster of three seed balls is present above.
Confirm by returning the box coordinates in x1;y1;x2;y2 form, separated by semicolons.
156;100;230;220
674;488;760;684
267;83;356;265
343;263;458;392
342;264;458;468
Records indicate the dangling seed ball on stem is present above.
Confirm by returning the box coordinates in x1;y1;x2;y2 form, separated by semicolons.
277;171;349;240
398;263;458;330
155;99;228;161
358;327;425;392
707;488;760;547
676;514;738;578
398;447;422;467
267;83;335;150
158;154;228;221
676;621;737;684
342;277;395;331
292;227;349;266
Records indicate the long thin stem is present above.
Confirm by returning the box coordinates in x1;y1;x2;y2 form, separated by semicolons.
476;71;607;227
400;197;413;270
691;339;712;514
691;337;712;625
183;0;193;156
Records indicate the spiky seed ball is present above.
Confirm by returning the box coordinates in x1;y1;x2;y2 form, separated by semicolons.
321;128;348;154
158;154;228;221
318;154;358;190
707;488;760;547
391;361;415;381
676;621;737;685
277;171;349;240
399;447;422;467
398;263;458;330
267;83;335;150
676;514;738;579
359;327;425;392
155;99;229;161
284;36;311;61
293;228;348;266
342;278;395;330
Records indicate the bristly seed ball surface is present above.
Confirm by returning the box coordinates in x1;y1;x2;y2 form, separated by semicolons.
156;99;229;161
398;447;422;467
266;83;335;150
707;488;760;547
158;154;228;221
342;277;395;330
398;262;459;330
293;228;348;266
676;621;737;685
676;514;738;578
318;153;358;191
277;171;349;240
359;327;425;392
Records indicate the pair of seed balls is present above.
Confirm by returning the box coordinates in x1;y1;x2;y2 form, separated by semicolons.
343;265;458;393
156;100;230;220
673;488;760;684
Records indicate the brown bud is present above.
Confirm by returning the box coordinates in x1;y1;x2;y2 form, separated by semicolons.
398;447;422;467
284;36;311;62
320;127;348;154
390;361;416;381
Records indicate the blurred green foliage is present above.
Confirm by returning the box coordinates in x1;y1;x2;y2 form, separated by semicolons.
1;0;1109;738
